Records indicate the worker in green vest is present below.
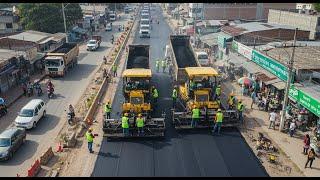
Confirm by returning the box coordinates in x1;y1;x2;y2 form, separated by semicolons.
237;100;245;124
104;101;112;119
152;86;159;104
161;59;166;73
212;109;224;135
86;127;95;153
122;113;129;136
112;64;118;77
155;59;160;73
172;86;178;108
215;85;221;100
191;105;200;128
228;93;236;110
136;114;144;136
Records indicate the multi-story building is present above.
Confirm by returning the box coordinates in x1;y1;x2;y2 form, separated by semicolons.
268;9;320;40
188;3;204;20
0;7;21;35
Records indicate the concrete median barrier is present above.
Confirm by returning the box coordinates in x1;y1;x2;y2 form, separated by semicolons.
39;147;54;166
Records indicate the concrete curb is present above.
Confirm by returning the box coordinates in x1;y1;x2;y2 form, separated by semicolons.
7;75;47;108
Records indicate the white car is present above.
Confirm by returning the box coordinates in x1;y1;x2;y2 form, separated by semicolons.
87;40;99;51
139;25;150;38
15;99;47;129
105;23;112;31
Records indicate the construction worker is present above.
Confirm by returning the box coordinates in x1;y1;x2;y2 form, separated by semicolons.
212;109;223;135
191;105;200;128
136;114;144;136
161;59;166;73
104;101;111;119
228;93;236;110
86;127;95;153
238;100;245;123
152;86;159;104
155;59;160;73
122;113;129;136
216;97;221;108
215;85;221;100
112;64;117;77
172;86;178;108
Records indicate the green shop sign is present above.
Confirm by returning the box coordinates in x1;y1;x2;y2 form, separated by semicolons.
251;50;289;81
289;85;320;117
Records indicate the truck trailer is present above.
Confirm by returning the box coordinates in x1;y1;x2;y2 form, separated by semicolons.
44;43;79;77
103;45;165;139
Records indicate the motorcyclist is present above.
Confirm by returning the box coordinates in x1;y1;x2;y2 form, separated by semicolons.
68;104;75;118
103;56;107;64
27;81;33;97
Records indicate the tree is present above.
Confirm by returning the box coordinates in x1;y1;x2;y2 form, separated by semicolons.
17;3;83;34
314;3;320;12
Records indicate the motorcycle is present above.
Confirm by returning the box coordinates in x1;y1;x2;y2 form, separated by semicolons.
66;110;75;125
47;87;54;99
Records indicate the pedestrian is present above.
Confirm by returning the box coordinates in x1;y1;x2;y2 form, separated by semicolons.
251;90;257;109
212;109;223;135
118;25;121;32
155;59;160;73
237;100;245;124
303;134;311;155
111;35;114;44
172;86;178;109
104;101;112;119
103;56;107;64
122;113;129;136
191;105;200;128
112;64;117;77
305;148;316;169
85;128;95;153
289;120;296;137
265;97;270;112
268;109;277;130
136;114;144;136
161;59;166;73
103;68;108;78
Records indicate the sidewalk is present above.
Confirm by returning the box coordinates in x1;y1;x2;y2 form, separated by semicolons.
222;69;320;177
1;73;47;108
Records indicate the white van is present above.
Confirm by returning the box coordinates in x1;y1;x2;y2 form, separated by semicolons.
140;24;150;38
15;99;47;129
196;51;210;66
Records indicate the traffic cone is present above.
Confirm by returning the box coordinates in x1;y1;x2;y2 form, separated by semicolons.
57;142;63;152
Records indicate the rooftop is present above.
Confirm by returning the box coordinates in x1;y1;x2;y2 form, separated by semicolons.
7;30;52;43
0;48;25;62
298;81;320;104
200;32;232;47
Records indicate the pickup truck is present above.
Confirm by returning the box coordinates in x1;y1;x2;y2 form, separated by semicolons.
87;35;101;51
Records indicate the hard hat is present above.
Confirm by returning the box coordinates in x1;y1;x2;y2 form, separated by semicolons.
89;127;93;131
124;113;128;116
138;114;142;117
218;85;221;87
218;109;221;112
193;105;197;108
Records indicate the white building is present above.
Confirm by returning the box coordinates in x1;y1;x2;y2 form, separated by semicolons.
188;3;204;20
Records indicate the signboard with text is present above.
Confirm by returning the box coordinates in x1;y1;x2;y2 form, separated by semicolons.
238;43;253;60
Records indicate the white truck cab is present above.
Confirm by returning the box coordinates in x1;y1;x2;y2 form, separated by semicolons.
195;51;210;66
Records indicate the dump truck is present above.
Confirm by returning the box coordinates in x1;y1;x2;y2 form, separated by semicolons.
103;45;165;138
169;35;238;130
44;43;79;77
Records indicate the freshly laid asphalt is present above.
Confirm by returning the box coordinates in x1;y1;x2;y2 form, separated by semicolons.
92;5;268;177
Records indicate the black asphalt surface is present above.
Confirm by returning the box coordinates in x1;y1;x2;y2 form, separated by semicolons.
92;5;268;177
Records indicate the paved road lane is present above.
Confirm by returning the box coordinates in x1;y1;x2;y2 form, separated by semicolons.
0;14;131;177
92;5;268;177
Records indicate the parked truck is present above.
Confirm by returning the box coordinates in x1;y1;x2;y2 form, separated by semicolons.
103;44;165;139
44;43;79;77
168;35;238;130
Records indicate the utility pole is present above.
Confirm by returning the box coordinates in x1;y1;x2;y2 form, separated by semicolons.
279;28;298;132
62;3;68;43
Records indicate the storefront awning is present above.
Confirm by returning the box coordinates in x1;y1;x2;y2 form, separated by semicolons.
271;81;286;90
264;78;282;85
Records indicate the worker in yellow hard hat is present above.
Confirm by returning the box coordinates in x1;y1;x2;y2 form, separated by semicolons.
86;127;95;153
136;114;144;136
191;105;200;128
212;108;223;135
122;113;129;136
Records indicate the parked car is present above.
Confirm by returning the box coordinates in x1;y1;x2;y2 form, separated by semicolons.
0;128;26;161
15;99;47;129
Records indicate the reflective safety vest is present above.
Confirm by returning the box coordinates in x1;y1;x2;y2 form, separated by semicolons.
161;60;166;67
192;108;200;119
238;103;244;112
172;89;177;99
136;117;144;128
216;87;221;96
153;88;159;98
104;104;111;113
122;116;129;128
86;132;94;142
112;65;117;72
216;112;223;123
156;60;160;67
228;96;235;105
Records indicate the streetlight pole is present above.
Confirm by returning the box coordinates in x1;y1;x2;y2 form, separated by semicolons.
279;28;298;132
62;3;69;43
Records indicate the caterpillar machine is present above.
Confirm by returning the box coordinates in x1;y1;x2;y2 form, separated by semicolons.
169;35;239;130
103;45;165;138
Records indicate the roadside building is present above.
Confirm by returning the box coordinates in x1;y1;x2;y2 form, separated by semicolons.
0;7;22;36
268;9;320;40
